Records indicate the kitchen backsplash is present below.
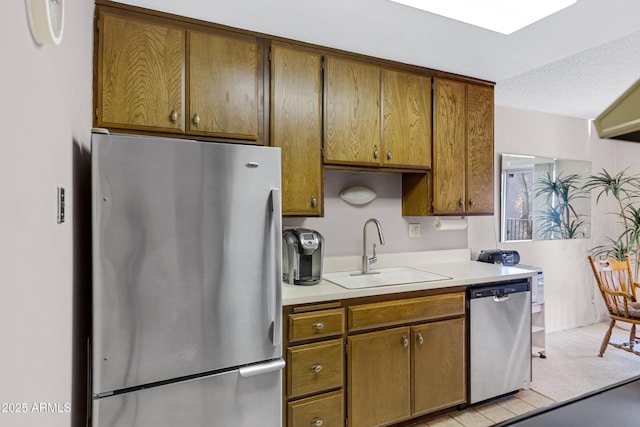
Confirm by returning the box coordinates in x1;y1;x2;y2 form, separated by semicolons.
283;169;467;257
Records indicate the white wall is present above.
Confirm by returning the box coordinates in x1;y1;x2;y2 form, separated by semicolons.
469;106;599;333
284;170;467;257
0;1;94;426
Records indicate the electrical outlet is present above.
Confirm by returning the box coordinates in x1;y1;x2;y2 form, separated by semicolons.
408;223;421;238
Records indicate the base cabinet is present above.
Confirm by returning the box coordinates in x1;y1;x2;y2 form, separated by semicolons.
348;327;412;427
347;318;466;427
287;390;344;427
412;318;466;415
283;292;466;427
283;305;346;427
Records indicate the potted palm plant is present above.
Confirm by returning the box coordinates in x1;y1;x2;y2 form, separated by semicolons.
583;168;640;274
534;172;589;240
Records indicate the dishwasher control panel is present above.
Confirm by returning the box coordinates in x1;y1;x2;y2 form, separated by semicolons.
468;281;530;299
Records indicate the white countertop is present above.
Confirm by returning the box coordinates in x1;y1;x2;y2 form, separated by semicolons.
282;249;537;306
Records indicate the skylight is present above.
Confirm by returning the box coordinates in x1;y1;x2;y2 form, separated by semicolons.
389;0;578;35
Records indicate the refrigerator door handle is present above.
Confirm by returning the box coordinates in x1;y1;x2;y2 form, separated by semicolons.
271;188;282;347
238;358;286;378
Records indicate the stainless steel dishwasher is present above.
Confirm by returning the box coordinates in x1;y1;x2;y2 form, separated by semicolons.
468;279;531;404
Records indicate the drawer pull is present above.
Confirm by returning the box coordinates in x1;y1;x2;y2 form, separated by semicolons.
310;364;324;373
311;418;324;427
312;322;325;330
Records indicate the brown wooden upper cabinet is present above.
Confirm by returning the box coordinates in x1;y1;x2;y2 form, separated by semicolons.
383;69;432;169
96;10;186;133
270;44;323;216
465;83;494;214
403;79;494;216
188;30;259;141
95;7;262;143
324;56;382;166
324;56;432;170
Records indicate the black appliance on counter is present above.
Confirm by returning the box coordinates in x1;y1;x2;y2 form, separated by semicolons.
282;228;324;285
477;249;520;266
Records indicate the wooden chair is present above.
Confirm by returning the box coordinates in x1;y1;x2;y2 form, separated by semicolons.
588;254;640;357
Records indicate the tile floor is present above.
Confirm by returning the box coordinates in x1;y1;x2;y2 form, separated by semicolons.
411;389;554;427
407;321;640;426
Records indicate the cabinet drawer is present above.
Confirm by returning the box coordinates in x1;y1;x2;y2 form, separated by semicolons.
288;338;344;398
288;390;344;427
348;292;465;332
289;308;345;342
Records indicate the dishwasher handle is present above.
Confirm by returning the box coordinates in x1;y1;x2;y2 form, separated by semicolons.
493;294;510;302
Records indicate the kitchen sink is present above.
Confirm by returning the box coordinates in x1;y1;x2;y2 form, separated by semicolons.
322;266;451;289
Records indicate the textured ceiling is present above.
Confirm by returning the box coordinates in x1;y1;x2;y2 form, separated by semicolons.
118;0;640;120
495;29;640;119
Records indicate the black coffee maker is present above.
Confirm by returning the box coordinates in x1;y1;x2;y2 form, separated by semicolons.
282;228;324;285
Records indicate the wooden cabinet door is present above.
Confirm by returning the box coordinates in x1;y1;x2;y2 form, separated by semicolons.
383;69;432;169
432;78;466;214
97;11;185;133
412;318;466;416
348;327;411;427
325;56;381;166
188;30;259;141
466;84;494;214
287;390;344;427
271;44;323;216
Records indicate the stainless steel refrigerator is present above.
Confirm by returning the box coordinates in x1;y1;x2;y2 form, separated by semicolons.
91;132;284;427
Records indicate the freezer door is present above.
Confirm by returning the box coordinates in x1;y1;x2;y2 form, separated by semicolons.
92;360;284;427
92;134;282;395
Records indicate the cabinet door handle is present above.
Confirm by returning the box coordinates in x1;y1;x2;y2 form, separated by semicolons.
193;113;200;127
169;110;178;124
312;322;324;330
417;333;424;346
311;364;323;373
387;150;392;161
311;196;317;208
373;146;379;160
311;418;324;427
401;336;409;348
458;198;464;209
469;199;475;208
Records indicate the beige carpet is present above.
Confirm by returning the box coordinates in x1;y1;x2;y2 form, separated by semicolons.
530;321;640;402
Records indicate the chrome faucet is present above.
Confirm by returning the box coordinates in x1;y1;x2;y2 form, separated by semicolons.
361;218;385;275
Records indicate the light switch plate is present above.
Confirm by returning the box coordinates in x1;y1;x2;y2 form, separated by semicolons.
57;186;65;224
408;223;420;238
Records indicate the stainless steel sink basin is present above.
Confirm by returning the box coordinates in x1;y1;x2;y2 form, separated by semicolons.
323;266;451;289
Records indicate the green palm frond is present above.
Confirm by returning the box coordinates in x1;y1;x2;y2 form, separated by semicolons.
534;172;588;240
